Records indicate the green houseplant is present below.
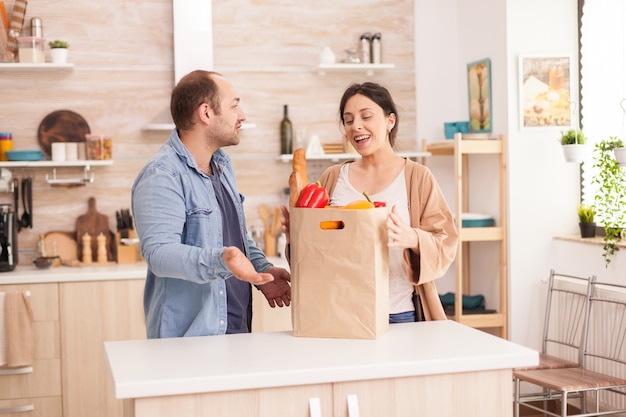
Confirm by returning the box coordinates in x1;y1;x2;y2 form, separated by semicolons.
48;40;69;64
48;40;69;49
592;136;626;266
577;203;596;238
560;128;587;163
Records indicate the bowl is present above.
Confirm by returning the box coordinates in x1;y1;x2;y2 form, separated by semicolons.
33;256;58;269
6;150;44;161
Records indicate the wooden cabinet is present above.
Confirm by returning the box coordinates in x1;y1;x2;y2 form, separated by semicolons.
59;279;146;417
0;283;62;417
129;369;512;417
422;133;508;338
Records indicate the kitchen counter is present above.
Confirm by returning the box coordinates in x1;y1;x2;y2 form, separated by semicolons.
0;262;148;285
0;256;288;286
105;320;537;416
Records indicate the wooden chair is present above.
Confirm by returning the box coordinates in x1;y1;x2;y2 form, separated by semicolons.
514;277;626;417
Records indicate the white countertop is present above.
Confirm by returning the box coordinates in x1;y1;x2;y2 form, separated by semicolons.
0;256;288;285
104;320;538;399
0;262;148;285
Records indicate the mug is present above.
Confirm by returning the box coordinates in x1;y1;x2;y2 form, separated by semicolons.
51;142;66;162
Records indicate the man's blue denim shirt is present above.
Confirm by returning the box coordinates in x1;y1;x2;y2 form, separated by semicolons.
131;130;272;338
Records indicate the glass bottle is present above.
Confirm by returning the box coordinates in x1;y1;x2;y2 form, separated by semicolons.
280;105;293;155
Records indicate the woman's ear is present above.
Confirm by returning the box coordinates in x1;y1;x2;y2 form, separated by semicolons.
387;113;396;131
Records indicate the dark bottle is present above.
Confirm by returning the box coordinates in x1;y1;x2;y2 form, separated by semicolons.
280;105;293;155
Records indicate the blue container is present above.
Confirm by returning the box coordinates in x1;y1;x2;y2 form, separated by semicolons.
444;121;470;140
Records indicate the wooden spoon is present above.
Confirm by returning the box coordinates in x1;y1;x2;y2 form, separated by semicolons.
258;204;276;256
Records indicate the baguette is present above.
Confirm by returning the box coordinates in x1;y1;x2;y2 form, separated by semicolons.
288;171;302;208
289;148;308;207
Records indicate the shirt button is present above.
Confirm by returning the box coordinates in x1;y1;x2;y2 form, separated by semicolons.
220;320;225;325
219;290;224;295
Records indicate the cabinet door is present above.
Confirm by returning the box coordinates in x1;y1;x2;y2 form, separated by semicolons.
0;283;61;400
134;383;333;417
60;279;146;417
332;369;512;417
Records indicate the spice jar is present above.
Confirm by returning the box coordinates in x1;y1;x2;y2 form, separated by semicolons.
0;133;13;161
371;32;382;64
85;134;112;160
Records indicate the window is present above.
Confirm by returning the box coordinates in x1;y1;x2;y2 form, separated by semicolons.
579;0;626;217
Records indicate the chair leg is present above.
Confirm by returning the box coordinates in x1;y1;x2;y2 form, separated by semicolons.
561;391;568;417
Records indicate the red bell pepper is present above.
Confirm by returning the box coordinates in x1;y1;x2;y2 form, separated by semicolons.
296;181;329;208
362;191;386;208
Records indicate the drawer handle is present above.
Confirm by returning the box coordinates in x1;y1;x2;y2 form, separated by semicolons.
309;397;322;417
0;405;34;413
347;394;360;417
0;366;33;375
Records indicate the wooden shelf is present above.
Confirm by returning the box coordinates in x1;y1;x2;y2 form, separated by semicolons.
423;132;508;338
0;160;112;168
0;62;74;73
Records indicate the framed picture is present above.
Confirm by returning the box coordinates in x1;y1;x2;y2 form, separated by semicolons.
467;58;492;134
519;54;573;130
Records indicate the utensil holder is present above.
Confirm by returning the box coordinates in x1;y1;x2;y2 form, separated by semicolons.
116;230;138;263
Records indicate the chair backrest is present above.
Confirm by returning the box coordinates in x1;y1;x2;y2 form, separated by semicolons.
542;270;591;363
581;277;626;372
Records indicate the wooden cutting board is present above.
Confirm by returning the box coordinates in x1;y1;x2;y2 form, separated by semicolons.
75;197;115;262
44;231;78;262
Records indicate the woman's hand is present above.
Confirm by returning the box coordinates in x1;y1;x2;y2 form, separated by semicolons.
279;204;291;244
387;205;419;250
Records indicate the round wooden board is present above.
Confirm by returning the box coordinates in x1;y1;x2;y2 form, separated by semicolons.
44;231;78;262
37;110;90;156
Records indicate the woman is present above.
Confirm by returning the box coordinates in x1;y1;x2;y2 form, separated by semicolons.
284;82;458;322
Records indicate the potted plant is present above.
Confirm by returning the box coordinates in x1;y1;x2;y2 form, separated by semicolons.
592;136;626;266
577;203;596;238
615;143;626;166
560;128;587;163
48;40;69;64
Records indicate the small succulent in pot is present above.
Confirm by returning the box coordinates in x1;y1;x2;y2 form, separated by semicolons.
577;204;595;224
48;40;69;49
560;128;586;145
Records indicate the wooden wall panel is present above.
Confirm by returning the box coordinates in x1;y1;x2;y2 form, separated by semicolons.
0;0;415;264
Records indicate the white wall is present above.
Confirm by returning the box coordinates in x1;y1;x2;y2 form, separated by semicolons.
505;0;582;349
414;0;625;351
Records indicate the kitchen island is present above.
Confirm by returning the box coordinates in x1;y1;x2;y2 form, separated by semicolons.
105;320;538;417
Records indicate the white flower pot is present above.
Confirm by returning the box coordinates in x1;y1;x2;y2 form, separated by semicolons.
561;144;587;163
50;48;68;64
614;147;626;167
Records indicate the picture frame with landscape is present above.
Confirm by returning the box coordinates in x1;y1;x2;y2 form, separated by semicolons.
519;54;572;130
467;58;492;134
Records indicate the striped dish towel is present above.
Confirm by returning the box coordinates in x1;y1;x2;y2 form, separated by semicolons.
6;0;27;53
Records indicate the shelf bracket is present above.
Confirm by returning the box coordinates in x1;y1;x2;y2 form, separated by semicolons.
45;166;95;186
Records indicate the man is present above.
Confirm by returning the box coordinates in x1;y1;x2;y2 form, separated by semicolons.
132;70;291;338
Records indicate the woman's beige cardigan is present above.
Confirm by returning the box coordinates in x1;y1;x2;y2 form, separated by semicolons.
319;158;458;320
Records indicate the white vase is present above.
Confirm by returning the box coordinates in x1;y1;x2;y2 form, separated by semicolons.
614;147;626;167
561;144;587;163
50;48;68;64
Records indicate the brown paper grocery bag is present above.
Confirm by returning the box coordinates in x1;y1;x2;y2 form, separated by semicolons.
290;207;389;339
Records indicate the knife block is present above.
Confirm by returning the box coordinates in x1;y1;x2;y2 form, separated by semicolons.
116;230;138;264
